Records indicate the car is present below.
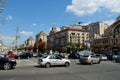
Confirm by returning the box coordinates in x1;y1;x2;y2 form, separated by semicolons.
0;56;17;70
114;55;120;63
56;54;65;58
79;54;100;64
7;54;18;59
0;53;5;57
38;54;71;68
78;50;92;56
106;53;113;61
96;54;107;61
18;52;33;59
68;53;80;59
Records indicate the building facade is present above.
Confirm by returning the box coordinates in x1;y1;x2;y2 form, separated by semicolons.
91;16;120;54
36;31;47;42
48;26;89;51
26;37;35;47
87;22;108;40
0;40;3;52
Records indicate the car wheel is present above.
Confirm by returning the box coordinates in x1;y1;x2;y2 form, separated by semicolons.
90;61;93;65
65;62;70;67
27;56;30;59
3;63;11;70
45;63;50;68
98;60;100;64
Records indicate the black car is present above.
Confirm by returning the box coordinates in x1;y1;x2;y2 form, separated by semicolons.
18;52;33;59
68;53;80;59
0;56;17;70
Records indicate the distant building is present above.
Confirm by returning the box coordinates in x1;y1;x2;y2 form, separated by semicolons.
91;16;120;54
0;40;12;54
48;25;89;51
36;31;47;42
87;22;108;40
0;40;3;52
26;37;34;47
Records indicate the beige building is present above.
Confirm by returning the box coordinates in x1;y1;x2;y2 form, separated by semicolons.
48;25;89;51
87;22;108;40
36;31;47;42
0;40;12;54
0;40;3;52
26;37;35;47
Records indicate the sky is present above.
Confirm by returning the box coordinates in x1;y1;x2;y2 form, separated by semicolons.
0;0;120;46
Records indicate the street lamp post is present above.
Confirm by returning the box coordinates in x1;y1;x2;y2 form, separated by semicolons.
15;27;19;54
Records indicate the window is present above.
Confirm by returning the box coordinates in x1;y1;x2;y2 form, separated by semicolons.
71;33;75;35
49;55;55;59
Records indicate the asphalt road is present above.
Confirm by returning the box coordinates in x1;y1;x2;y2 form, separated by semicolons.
0;58;120;80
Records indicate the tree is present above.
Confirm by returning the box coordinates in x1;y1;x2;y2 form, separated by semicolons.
38;41;46;53
33;42;39;52
33;38;47;53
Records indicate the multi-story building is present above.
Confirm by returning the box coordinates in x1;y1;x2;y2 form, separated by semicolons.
48;25;89;51
36;31;47;42
87;22;108;40
91;16;120;54
26;37;34;47
0;40;12;54
18;37;35;52
0;40;3;52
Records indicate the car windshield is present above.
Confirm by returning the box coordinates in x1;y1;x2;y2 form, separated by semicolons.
78;51;92;55
82;55;89;57
41;55;48;58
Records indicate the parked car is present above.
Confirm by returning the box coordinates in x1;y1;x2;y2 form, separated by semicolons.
68;53;80;59
96;54;107;61
0;53;5;57
114;55;120;63
79;54;100;64
38;54;71;68
0;56;17;70
78;50;92;56
106;54;113;61
7;54;18;59
56;54;65;58
18;52;33;59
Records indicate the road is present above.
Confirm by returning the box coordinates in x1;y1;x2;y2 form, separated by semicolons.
0;58;120;80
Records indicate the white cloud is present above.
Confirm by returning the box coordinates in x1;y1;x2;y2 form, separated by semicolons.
31;23;45;27
0;15;13;24
83;21;92;26
6;15;13;21
20;31;33;36
32;23;37;27
39;24;45;27
66;0;120;16
0;34;15;45
103;19;115;26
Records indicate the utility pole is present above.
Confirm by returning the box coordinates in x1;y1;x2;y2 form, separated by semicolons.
15;26;19;54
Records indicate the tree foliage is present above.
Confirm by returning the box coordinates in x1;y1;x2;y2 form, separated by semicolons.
66;42;87;53
33;38;47;53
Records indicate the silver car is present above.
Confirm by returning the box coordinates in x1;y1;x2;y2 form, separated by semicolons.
79;54;100;64
38;54;71;68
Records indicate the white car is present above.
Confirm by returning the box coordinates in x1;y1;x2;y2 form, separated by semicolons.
96;54;107;61
38;54;71;68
